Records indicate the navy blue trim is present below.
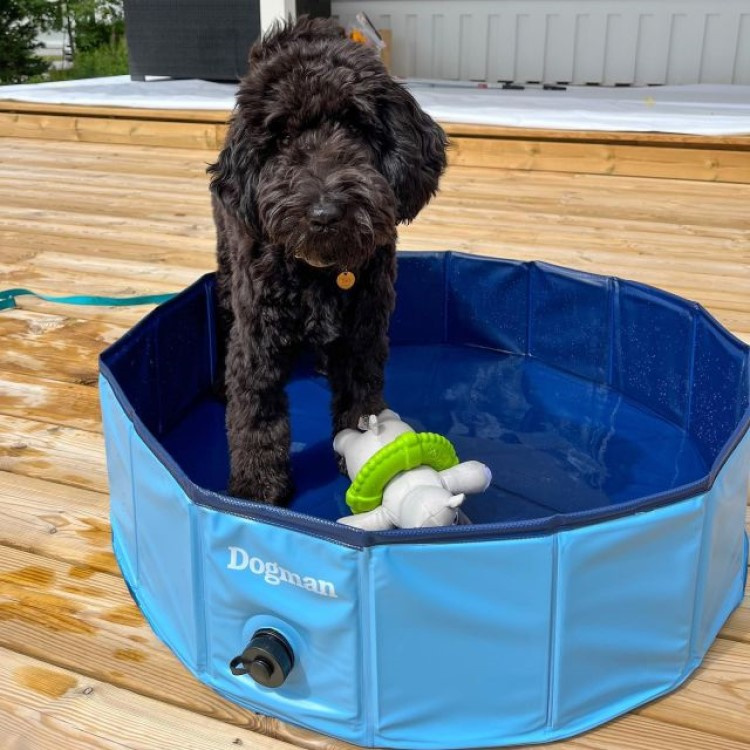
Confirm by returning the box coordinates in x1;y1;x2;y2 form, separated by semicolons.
99;254;750;549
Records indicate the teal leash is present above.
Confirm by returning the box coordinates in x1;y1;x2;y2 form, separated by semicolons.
0;288;177;311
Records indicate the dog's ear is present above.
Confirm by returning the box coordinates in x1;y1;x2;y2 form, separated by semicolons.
208;120;261;234
378;84;447;223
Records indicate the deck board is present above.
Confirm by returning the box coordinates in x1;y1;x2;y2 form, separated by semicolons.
2;101;750;182
1;647;299;750
0;134;748;749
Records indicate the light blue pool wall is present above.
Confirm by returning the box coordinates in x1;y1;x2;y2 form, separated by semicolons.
100;377;749;748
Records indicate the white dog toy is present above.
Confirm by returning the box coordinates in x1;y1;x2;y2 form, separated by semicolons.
335;409;492;531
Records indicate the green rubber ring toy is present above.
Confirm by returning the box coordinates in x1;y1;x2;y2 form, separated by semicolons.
345;432;460;514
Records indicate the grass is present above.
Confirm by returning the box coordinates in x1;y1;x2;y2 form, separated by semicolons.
30;39;128;83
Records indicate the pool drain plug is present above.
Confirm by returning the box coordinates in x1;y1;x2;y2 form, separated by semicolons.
230;628;294;688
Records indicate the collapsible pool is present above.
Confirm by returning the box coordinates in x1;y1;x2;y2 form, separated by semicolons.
100;252;749;749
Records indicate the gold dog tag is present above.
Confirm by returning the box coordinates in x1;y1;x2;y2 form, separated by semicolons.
336;271;356;290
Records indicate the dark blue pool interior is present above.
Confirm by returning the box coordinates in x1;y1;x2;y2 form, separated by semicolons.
102;253;750;526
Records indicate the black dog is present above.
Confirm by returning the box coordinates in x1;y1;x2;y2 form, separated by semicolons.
209;17;447;505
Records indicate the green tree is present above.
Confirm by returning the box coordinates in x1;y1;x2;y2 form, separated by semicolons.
0;0;56;83
59;0;124;57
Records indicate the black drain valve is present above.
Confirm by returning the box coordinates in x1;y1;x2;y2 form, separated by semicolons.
230;628;294;688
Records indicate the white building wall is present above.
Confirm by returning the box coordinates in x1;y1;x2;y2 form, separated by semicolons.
332;0;750;85
260;0;298;33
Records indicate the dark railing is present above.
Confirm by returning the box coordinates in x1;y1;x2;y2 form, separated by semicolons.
123;1;330;82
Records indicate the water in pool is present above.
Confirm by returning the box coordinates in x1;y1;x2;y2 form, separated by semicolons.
162;344;708;525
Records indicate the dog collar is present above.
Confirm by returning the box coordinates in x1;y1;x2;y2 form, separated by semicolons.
345;432;460;514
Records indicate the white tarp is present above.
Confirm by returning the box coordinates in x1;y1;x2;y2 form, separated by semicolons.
1;75;749;136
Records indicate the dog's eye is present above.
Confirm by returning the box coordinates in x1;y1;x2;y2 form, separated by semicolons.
280;134;292;147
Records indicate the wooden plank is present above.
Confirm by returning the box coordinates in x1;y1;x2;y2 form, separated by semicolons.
0;212;213;255
722;578;749;645
5;171;750;236
0;133;217;161
3;249;208;291
0;134;217;164
0;414;107;493
0;296;152;331
0;192;745;254
2;133;742;181
440;121;750;149
640;639;750;743
0;371;101;433
3;108;750;183
10;224;750;301
9;241;747;343
0;175;211;204
0;203;215;242
565;713;750;750
435;182;750;230
1;232;214;287
0;309;126;386
0;647;298;750
4;136;750;222
5;194;749;274
0;182;212;217
6;137;748;235
0;137;740;203
0;471;115;574
2;227;212;265
0;100;232;123
0;545;269;733
3;99;750;148
448;137;750;183
0;111;224;150
0;214;212;256
0;153;214;182
412;205;750;263
2;188;747;298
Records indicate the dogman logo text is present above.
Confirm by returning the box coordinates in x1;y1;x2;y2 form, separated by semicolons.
226;546;338;598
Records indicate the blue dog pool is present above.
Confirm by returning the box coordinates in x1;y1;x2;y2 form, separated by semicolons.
100;252;749;749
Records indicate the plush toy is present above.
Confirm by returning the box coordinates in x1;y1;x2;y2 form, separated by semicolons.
335;409;492;531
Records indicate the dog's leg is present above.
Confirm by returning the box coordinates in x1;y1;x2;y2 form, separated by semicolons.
225;279;297;505
327;248;397;463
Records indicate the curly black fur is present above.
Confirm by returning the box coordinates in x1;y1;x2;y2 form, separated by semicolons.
209;16;447;505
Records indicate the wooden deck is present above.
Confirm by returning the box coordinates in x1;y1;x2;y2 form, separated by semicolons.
0;123;749;749
2;99;750;183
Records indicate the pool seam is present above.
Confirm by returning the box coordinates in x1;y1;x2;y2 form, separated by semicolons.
686;492;709;666
359;546;376;745
685;305;699;434
191;502;210;676
545;533;560;731
126;419;141;587
607;277;617;389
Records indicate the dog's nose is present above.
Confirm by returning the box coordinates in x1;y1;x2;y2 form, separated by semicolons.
309;202;343;227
